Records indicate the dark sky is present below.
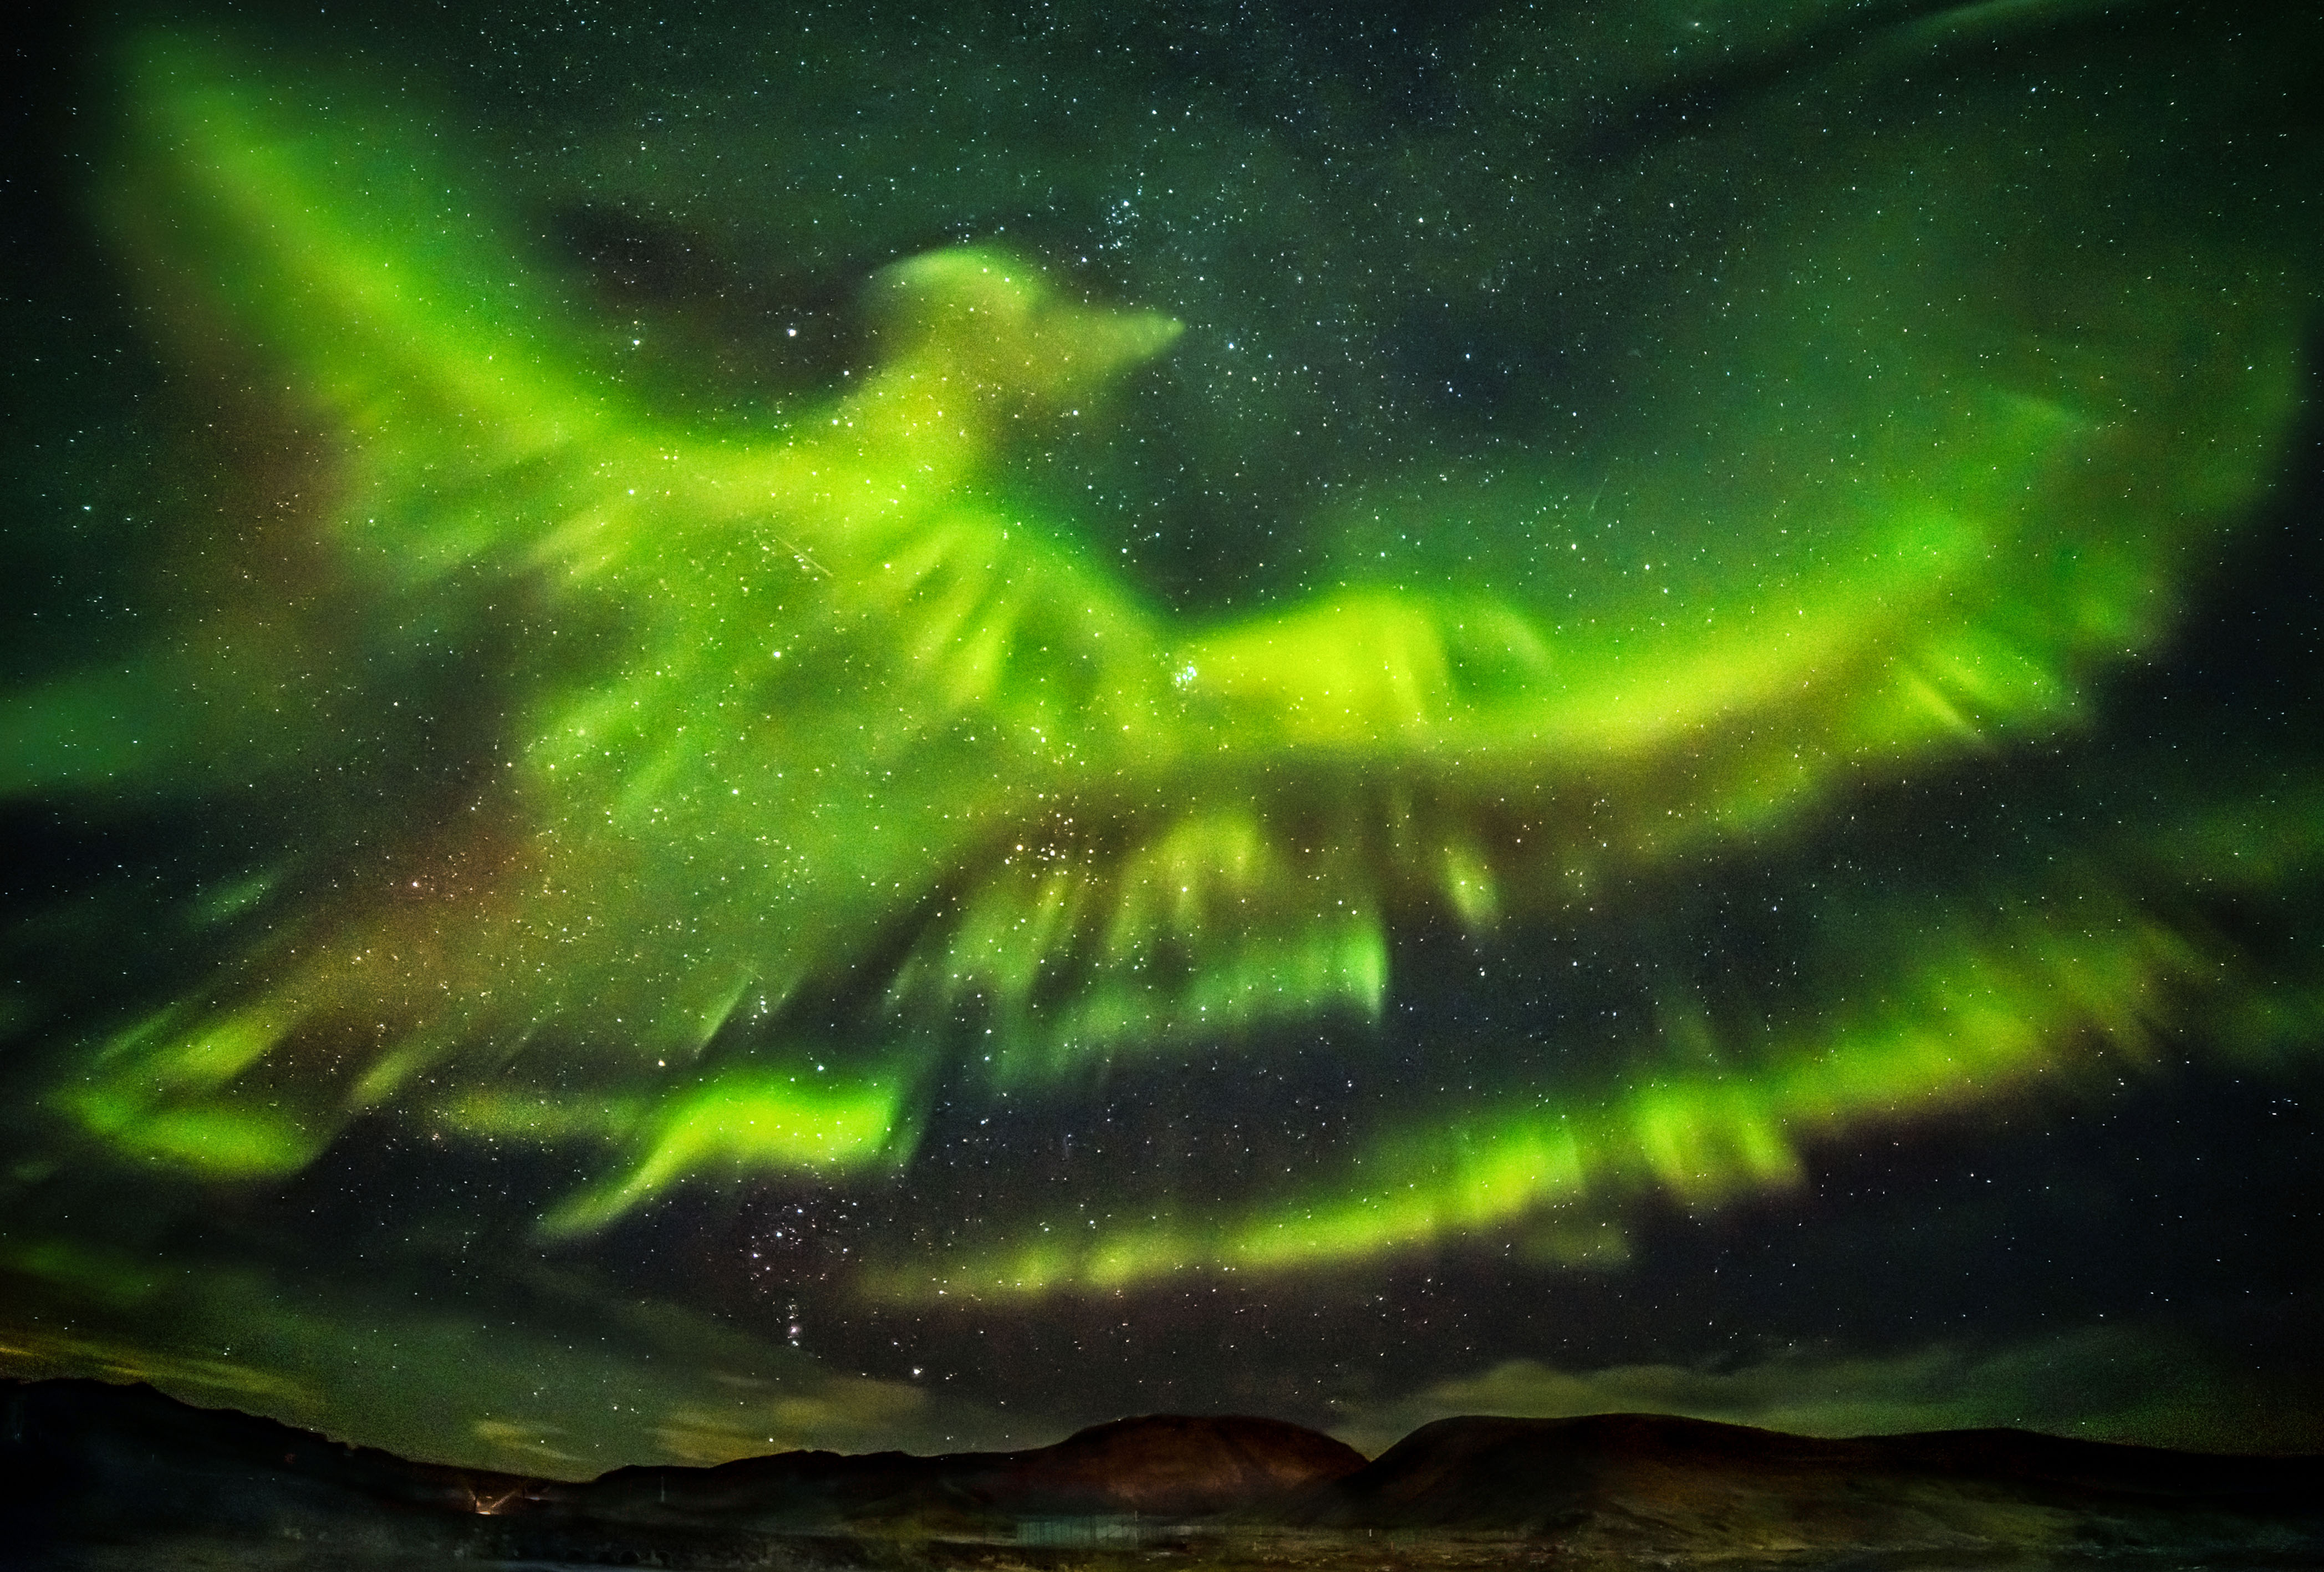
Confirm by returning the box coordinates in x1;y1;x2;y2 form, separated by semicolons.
3;0;2321;1477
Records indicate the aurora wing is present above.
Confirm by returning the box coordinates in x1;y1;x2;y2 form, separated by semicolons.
16;26;2317;1274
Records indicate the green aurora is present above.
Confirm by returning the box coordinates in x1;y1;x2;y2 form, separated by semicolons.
4;0;2321;1469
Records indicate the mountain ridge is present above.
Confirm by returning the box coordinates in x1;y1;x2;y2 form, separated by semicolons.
6;1376;2321;1566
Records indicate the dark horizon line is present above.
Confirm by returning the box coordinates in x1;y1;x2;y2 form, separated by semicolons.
11;1371;2320;1483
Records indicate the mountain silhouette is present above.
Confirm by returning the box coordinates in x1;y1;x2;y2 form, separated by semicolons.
7;1378;2321;1566
1297;1412;2324;1558
577;1410;1365;1529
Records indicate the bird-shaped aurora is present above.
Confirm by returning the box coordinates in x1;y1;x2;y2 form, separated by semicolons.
6;24;2319;1304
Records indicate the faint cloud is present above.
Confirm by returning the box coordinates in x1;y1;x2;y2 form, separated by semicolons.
1334;1323;2324;1457
0;1327;314;1412
2;1237;1011;1478
473;1417;586;1469
654;1374;930;1466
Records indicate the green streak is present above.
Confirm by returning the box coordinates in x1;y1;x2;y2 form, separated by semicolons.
873;787;2324;1298
532;1067;913;1235
11;24;2317;1253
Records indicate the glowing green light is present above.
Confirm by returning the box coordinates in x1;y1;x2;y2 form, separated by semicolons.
7;26;2316;1277
875;871;2228;1300
526;1067;914;1236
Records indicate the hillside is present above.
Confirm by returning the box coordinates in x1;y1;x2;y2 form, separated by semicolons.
7;1378;2321;1568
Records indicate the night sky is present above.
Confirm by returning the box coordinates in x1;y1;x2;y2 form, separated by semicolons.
5;0;2322;1479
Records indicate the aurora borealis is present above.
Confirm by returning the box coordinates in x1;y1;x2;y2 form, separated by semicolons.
5;0;2322;1475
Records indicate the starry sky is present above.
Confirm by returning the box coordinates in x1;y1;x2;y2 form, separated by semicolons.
4;0;2322;1478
